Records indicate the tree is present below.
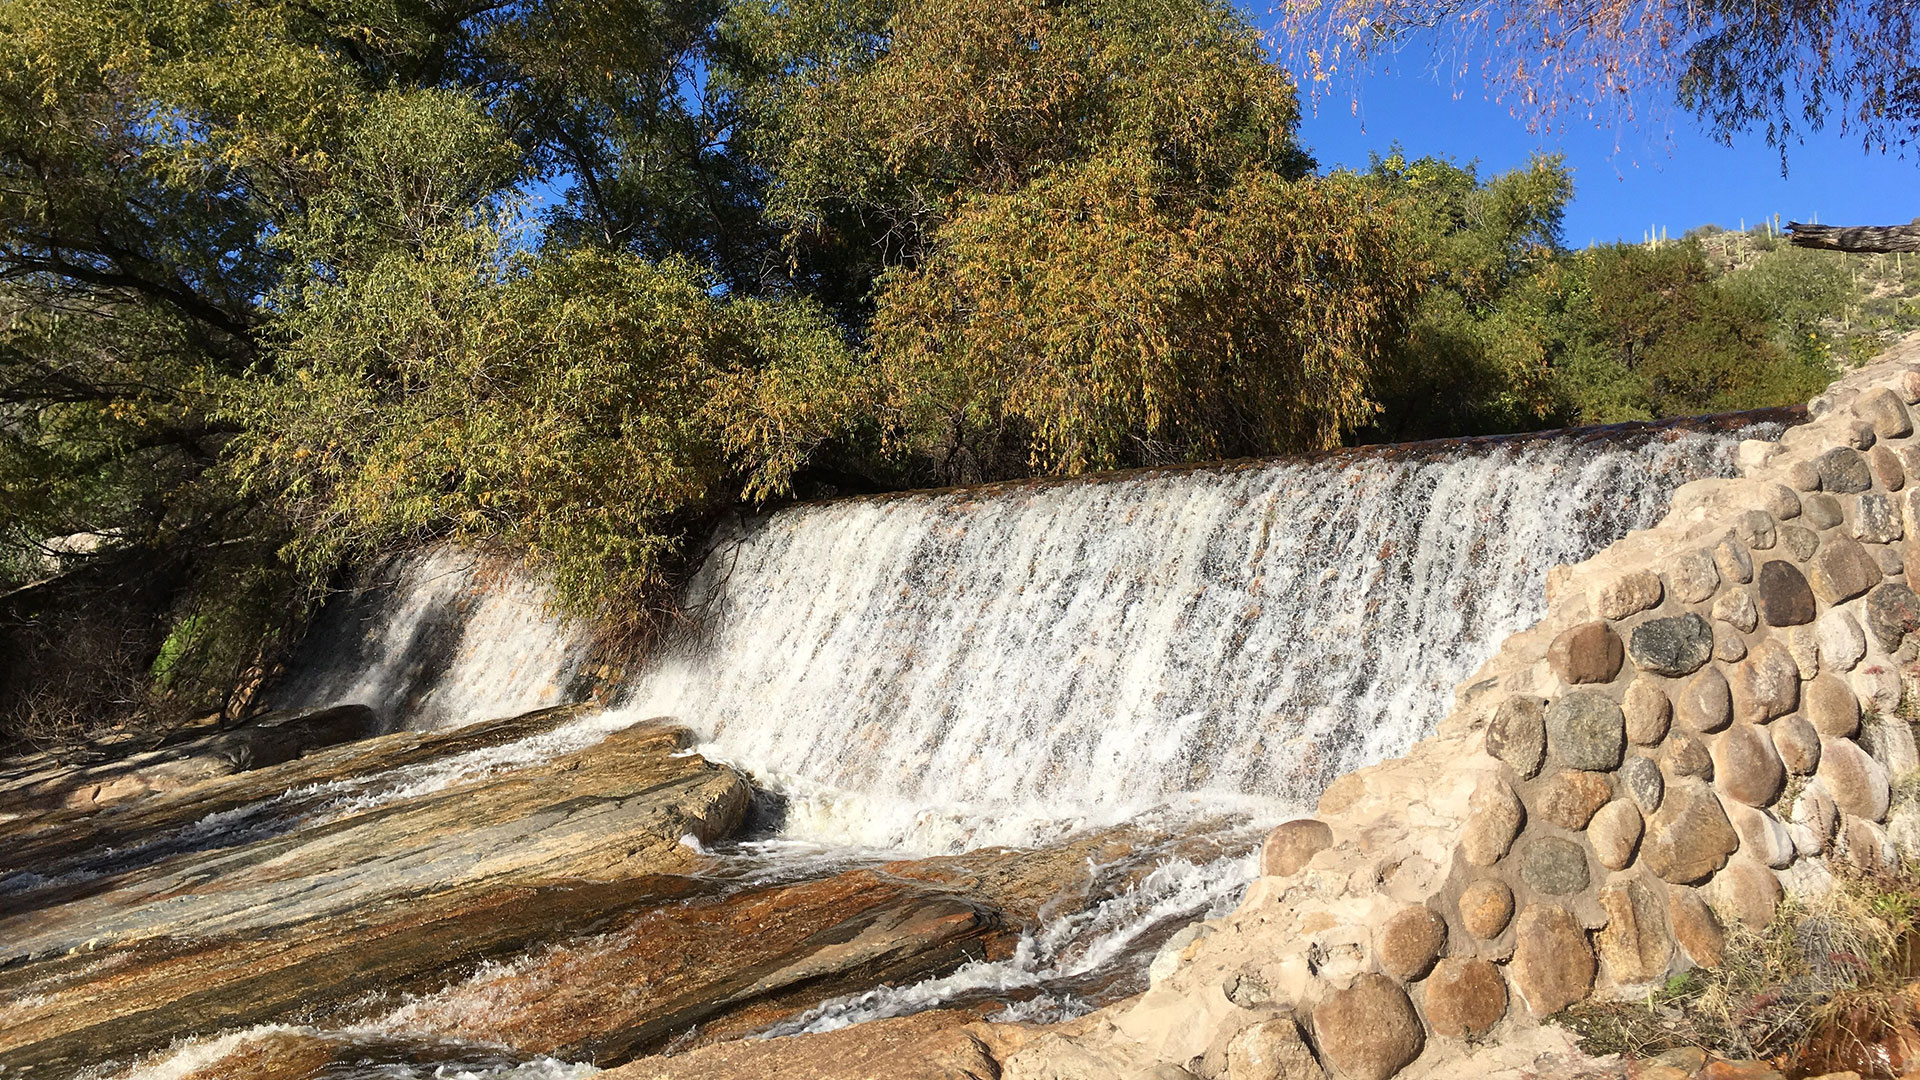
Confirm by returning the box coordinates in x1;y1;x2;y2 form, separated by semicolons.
1276;0;1918;251
1360;150;1573;439
736;0;1418;480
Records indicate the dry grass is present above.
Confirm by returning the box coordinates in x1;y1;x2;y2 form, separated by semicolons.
1558;868;1920;1068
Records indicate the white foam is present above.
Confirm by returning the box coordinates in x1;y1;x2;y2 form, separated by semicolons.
624;428;1769;855
761;849;1259;1036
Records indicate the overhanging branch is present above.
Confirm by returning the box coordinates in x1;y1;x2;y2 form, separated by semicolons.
1787;222;1920;254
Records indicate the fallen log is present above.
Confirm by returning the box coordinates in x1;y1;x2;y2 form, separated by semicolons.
1787;221;1920;253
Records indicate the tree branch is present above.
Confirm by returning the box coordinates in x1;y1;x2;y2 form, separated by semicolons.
1787;222;1920;253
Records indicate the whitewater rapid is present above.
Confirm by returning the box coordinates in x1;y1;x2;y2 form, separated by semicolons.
621;422;1781;853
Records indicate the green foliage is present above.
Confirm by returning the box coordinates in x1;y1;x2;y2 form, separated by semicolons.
726;0;1316;322
1361;149;1839;438
225;220;861;635
1554;240;1830;422
1362;151;1572;438
873;161;1417;477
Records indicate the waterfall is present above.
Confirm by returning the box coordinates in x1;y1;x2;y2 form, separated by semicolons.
268;547;593;732
622;421;1783;854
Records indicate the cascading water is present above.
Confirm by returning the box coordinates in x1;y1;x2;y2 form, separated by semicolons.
622;420;1785;855
268;547;593;732
83;416;1787;1076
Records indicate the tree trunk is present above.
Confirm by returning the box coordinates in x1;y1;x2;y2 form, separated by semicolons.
1787;222;1920;253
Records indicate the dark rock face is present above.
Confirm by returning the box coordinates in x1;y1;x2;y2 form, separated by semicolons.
1866;583;1920;651
1754;561;1816;626
1813;447;1872;494
1544;691;1627;772
1629;614;1714;677
1519;836;1591;895
0;717;762;1074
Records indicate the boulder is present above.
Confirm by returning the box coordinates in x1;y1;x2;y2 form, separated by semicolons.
1677;667;1733;733
1544;691;1627;771
1630;615;1715;677
1855;493;1905;544
1818;738;1892;822
1871;444;1907;490
1623;680;1672;746
1816;610;1868;673
1548;621;1624;684
1667;886;1727;968
1772;715;1822;775
1509;905;1595;1017
1462;775;1525;866
1735;510;1778;551
1713;587;1761;633
1723;801;1795;869
1866;583;1920;652
1669;550;1720;604
1377;906;1446;983
1791;781;1840;856
1754;563;1815;626
1806;673;1863;737
1852;664;1903;715
1262;819;1335;878
1859;718;1920;781
1844;816;1897;872
1809;536;1883;603
1804;493;1845;530
1730;639;1800;724
1458;878;1514;940
1712;723;1786;807
1789;459;1822;491
1779;524;1820;562
1641;780;1739;884
1486;696;1547;779
1538;769;1614;829
1421;958;1507;1040
1226;1017;1325;1080
1761;482;1802;520
1595;571;1664;620
1813;447;1873;494
1596;879;1674;985
1715;536;1754;585
1310;974;1423;1080
1787;625;1821;679
1588;799;1644;870
1712;857;1782;929
1664;731;1714;779
1622;755;1665;813
1716;628;1748;663
1856;385;1914;438
1519;836;1591;896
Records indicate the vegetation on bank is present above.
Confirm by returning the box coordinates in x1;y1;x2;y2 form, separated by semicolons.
0;0;1913;748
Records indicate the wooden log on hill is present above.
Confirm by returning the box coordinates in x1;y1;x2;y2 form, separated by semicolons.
1787;222;1920;253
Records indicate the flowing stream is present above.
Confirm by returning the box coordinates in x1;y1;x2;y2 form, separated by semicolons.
127;416;1786;1075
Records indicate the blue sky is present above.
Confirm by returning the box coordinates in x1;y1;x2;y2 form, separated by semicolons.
1261;32;1919;248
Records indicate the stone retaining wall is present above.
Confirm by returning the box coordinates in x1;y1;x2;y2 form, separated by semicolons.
1000;337;1920;1080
